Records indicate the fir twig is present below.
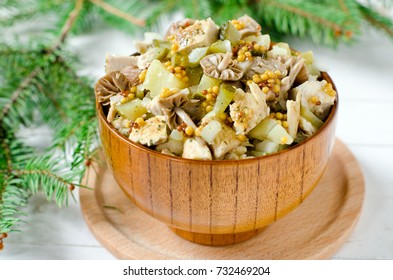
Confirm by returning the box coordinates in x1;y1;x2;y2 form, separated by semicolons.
47;0;85;54
89;0;145;27
0;67;41;121
359;3;393;37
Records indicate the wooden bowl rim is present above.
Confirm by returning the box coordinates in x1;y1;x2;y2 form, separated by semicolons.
97;72;338;165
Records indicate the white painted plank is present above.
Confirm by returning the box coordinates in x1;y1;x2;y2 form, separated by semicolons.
0;243;114;260
0;192;104;248
0;192;115;259
336;100;393;146
333;146;393;259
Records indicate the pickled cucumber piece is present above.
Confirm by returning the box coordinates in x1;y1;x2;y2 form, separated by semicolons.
197;74;221;92
268;43;291;58
116;99;147;121
169;129;185;141
242;34;271;50
199;117;241;159
301;51;320;76
213;83;235;115
152;39;171;49
266;124;293;145
138;47;169;69
274;42;291;54
209;40;232;53
220;22;241;45
156;139;184;155
143;60;187;97
300;106;324;129
247;117;277;140
199;119;222;144
171;52;189;67
149;46;169;61
255;140;280;154
187;66;204;86
188;47;209;67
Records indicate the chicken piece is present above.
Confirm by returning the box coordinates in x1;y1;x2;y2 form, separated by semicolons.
286;92;301;139
200;116;242;159
182;138;212;160
172;18;219;53
156;139;184;156
229;82;269;135
299;117;317;136
292;80;336;120
111;116;131;136
165;18;196;39
129;116;168;146
211;125;242;159
105;54;139;74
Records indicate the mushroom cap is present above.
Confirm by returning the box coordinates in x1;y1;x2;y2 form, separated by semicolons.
280;56;305;94
200;52;244;81
147;90;201;130
120;66;142;85
95;71;131;106
105;54;139;74
245;56;288;80
237;15;262;37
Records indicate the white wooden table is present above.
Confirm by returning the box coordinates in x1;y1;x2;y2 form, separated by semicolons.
1;24;393;260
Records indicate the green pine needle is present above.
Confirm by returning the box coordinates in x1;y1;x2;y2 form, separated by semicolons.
359;3;393;37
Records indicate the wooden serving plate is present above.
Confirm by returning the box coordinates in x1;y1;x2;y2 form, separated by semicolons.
80;139;364;259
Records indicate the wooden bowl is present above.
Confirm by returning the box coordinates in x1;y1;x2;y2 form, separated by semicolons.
97;72;338;246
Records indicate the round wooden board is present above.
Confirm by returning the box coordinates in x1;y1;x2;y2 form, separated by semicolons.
80;139;365;259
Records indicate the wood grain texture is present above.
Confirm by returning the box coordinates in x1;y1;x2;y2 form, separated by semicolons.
96;73;338;245
80;139;364;259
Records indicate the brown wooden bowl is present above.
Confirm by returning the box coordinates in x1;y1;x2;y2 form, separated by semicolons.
97;72;338;246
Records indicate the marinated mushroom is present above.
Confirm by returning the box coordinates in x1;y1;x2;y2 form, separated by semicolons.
120;66;142;85
295;63;309;84
236;15;262;37
147;89;201;130
200;52;244;81
105;54;139;74
95;71;131;106
280;56;305;94
245;56;288;80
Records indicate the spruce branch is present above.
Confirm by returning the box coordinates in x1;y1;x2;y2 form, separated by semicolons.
89;0;145;27
0;0;96;241
359;3;393;37
0;67;41;122
46;0;85;54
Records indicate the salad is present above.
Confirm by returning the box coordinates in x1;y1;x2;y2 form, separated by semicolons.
95;15;336;160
